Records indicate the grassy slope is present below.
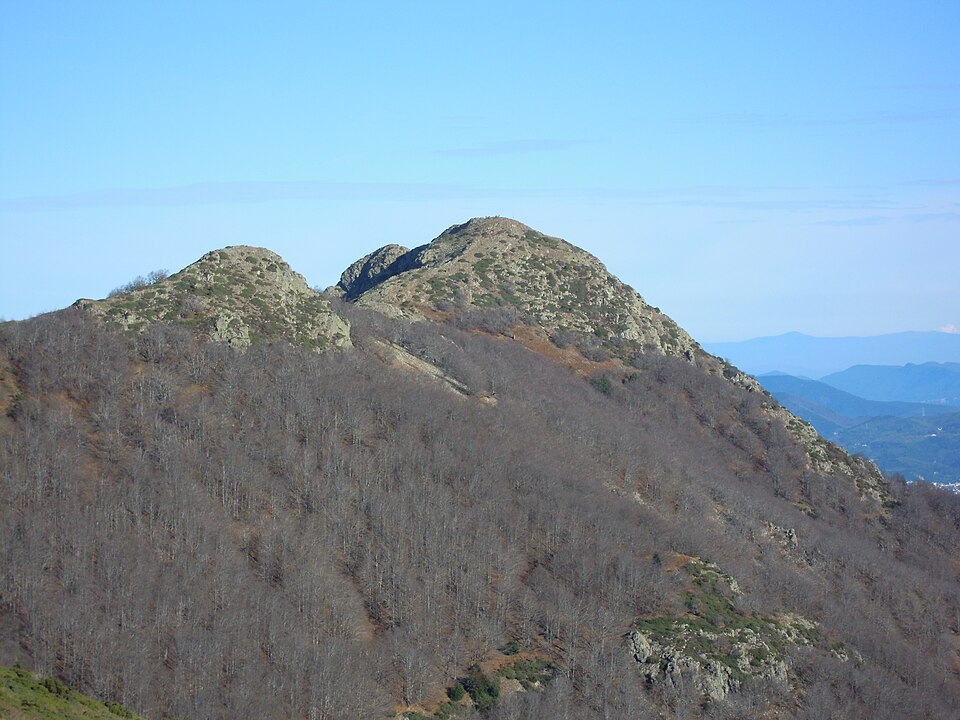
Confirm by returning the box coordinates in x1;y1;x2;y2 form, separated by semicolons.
0;665;144;720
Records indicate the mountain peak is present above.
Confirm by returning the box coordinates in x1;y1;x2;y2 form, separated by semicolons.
419;216;565;265
331;218;891;502
338;217;700;362
75;245;351;351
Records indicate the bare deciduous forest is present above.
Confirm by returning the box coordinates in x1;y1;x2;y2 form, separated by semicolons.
1;304;958;719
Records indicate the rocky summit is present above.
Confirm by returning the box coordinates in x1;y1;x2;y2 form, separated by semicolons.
331;217;699;362
333;217;888;502
75;245;351;351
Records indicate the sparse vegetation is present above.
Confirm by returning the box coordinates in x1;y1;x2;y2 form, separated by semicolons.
462;666;499;714
79;247;350;352
590;373;613;395
107;269;168;297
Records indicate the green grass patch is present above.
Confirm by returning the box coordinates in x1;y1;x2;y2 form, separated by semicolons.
473;258;495;275
0;664;145;720
461;666;499;715
496;658;552;689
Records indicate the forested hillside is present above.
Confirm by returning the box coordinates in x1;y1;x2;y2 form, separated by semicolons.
1;219;958;719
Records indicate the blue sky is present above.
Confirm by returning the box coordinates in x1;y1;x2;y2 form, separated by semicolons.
1;2;958;342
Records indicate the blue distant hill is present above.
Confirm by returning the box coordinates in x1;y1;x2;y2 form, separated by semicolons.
756;371;960;483
821;362;960;405
760;374;954;428
705;331;960;378
831;412;960;484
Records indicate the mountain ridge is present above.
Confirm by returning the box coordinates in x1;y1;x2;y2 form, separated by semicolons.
821;361;960;405
60;217;890;504
73;245;351;351
705;331;960;378
331;216;702;363
329;217;888;502
2;217;954;719
760;374;957;424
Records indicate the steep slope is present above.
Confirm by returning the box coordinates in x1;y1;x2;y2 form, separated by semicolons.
75;246;351;351
332;216;699;361
335;217;889;502
2;304;957;720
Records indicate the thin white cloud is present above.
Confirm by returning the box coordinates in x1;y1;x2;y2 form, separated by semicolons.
0;181;507;211
905;212;960;223
667;110;957;128
0;180;934;219
908;178;960;186
666;197;903;212
437;139;583;157
814;215;891;227
0;180;752;211
940;324;960;334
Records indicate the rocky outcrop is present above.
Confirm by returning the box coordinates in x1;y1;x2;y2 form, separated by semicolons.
714;357;889;503
628;625;791;702
367;338;494;403
629;557;817;703
773;405;891;504
765;522;799;550
342;217;702;362
75;246;351;351
331;244;412;300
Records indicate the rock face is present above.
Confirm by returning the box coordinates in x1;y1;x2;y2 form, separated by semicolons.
341;217;701;361
628;557;815;703
332;244;413;300
75;246;351;351
628;626;791;702
367;338;485;401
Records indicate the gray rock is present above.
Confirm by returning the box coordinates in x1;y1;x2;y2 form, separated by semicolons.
335;244;412;299
75;245;352;352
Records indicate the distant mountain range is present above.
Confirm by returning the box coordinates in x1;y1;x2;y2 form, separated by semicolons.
757;367;960;483
705;331;960;378
759;374;956;433
821;362;960;405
